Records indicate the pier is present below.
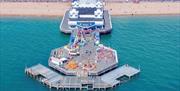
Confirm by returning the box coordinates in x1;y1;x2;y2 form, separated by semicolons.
25;0;141;90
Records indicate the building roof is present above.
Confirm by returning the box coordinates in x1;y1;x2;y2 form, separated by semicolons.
69;18;103;21
76;8;97;15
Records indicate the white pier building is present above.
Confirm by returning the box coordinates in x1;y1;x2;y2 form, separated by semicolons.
60;0;112;34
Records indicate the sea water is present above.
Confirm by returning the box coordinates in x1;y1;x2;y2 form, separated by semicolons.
0;15;180;91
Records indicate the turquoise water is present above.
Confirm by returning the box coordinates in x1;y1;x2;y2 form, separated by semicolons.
0;15;180;91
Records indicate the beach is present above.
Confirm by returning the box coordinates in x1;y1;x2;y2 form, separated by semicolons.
105;2;180;15
0;2;180;16
0;2;71;16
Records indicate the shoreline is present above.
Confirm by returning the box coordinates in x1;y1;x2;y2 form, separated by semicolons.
0;2;180;17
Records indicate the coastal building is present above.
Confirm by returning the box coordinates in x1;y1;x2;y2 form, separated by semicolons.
60;0;112;34
68;0;104;29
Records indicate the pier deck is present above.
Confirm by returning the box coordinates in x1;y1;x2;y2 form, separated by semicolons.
48;29;118;76
25;64;140;89
101;64;140;86
25;64;63;87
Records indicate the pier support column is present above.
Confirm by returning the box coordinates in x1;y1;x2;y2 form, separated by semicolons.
49;84;52;89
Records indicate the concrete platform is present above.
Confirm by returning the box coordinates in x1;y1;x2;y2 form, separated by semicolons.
25;64;140;89
48;29;118;76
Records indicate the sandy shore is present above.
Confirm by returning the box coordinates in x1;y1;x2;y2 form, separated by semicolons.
0;2;71;16
0;2;180;16
105;2;180;15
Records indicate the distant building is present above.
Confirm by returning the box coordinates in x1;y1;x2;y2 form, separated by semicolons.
68;0;104;30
